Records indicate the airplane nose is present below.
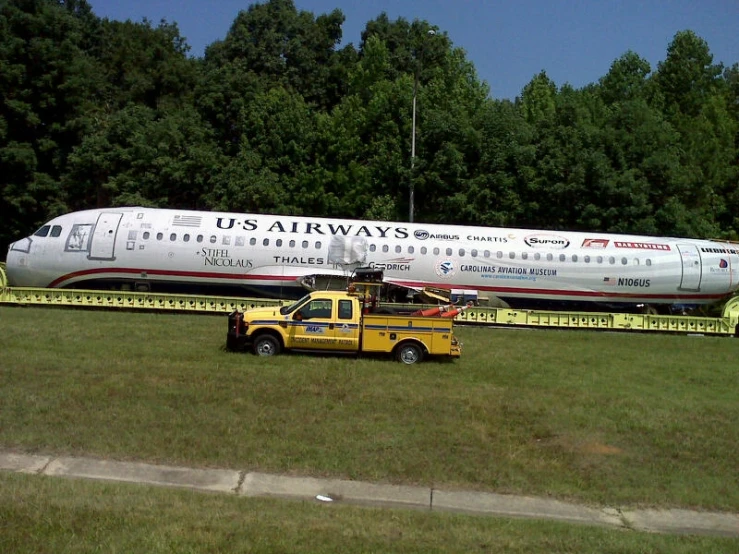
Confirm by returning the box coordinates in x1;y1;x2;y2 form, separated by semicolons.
5;237;33;286
8;237;32;254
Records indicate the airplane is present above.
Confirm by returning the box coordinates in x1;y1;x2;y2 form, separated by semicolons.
5;206;739;313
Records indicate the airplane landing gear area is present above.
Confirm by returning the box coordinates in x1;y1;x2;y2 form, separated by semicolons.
1;264;738;336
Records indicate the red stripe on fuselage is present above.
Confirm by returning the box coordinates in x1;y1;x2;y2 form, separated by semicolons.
387;278;726;301
47;267;298;288
46;267;727;302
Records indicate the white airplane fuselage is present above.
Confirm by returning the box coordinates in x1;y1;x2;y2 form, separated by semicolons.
6;207;739;310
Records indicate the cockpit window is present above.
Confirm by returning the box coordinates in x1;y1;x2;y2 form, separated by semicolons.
34;225;50;237
50;225;62;237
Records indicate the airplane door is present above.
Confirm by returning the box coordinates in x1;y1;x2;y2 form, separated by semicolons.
677;244;702;291
89;212;123;261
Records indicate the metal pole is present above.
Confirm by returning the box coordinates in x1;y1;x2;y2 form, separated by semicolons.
409;75;418;223
409;30;434;224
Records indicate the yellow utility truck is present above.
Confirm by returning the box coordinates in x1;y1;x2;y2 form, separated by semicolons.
226;287;461;364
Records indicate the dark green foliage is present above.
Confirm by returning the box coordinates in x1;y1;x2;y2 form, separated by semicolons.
0;0;102;245
1;0;738;256
62;104;222;209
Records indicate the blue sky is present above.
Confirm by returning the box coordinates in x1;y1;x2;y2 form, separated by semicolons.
88;0;738;100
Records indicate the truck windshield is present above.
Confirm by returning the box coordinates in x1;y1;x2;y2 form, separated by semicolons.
279;294;312;315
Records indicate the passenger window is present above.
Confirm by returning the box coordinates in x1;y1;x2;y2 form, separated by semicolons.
263;238;269;246
289;240;295;248
338;300;353;320
382;245;389;253
509;252;516;259
302;240;308;248
50;225;62;237
370;244;376;252
197;235;203;243
408;246;415;254
547;253;553;261
621;257;628;265
534;253;540;261
446;248;452;256
597;256;603;264
458;248;465;256
143;232;150;240
315;241;321;249
421;247;427;255
157;232;164;241
393;245;400;253
572;254;578;262
484;250;491;258
609;256;615;265
497;251;503;259
276;239;283;247
584;256;590;263
170;233;177;241
471;249;478;257
521;252;528;260
210;235;217;244
34;225;50;237
183;234;190;242
559;254;566;262
646;259;652;267
433;247;440;255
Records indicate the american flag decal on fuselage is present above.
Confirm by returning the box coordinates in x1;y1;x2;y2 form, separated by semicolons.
173;215;202;227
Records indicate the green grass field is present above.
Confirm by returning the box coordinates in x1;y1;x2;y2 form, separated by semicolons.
1;306;738;551
2;472;736;554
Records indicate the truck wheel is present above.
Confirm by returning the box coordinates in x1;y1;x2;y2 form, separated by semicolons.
396;342;423;364
253;335;281;357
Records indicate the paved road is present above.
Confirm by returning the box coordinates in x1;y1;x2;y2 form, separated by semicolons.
2;450;737;538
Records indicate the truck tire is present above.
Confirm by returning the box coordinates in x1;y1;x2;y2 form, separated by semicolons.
253;334;281;357
396;342;424;364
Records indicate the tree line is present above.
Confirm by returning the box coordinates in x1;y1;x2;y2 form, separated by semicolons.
1;0;738;256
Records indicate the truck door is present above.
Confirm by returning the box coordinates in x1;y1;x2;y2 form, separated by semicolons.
289;298;343;351
677;244;702;291
335;298;360;351
88;212;123;261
